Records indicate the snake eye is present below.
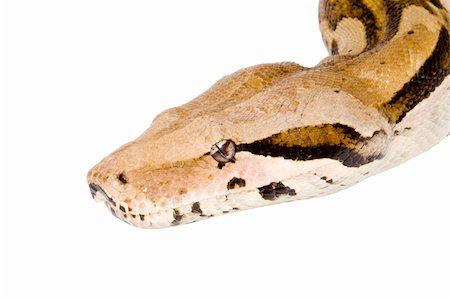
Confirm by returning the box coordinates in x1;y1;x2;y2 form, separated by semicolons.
210;139;236;163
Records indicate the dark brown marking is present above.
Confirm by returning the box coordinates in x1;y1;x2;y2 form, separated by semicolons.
331;39;339;55
288;189;297;196
227;177;246;190
258;182;297;201
394;127;412;136
429;0;444;9
191;202;203;214
237;124;385;167
172;209;183;225
382;28;450;123
117;173;127;184
119;205;126;213
320;176;334;184
384;2;403;41
139;214;145;221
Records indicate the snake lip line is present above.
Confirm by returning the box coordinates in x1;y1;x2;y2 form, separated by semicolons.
98;189;240;226
93;169;345;228
92;179;304;228
101;196;218;229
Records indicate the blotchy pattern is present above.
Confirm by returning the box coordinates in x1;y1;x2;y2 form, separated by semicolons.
87;0;450;228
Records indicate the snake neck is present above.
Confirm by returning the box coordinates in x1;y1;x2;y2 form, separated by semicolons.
318;0;450;124
319;0;450;56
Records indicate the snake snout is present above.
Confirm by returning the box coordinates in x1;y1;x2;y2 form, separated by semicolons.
89;183;111;203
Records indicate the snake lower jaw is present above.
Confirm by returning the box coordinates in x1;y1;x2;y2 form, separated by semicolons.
98;194;227;229
89;181;228;228
91;181;305;228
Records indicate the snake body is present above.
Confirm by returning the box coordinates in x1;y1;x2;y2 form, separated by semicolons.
87;0;450;228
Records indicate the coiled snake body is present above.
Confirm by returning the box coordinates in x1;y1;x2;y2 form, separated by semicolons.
88;0;450;228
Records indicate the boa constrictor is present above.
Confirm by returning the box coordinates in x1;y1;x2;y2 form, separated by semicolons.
87;0;450;228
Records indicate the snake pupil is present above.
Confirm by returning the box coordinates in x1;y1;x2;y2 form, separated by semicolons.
211;139;236;163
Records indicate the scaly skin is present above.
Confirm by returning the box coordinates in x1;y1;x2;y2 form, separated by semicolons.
87;0;450;228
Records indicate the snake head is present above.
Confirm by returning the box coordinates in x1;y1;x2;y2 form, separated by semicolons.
87;62;389;228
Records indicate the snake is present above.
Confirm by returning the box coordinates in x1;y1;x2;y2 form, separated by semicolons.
87;0;450;229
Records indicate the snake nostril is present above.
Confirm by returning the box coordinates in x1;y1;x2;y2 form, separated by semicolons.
89;183;110;203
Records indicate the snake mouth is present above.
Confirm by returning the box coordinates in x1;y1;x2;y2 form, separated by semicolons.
89;183;231;228
88;183;160;228
89;174;312;228
101;196;228;229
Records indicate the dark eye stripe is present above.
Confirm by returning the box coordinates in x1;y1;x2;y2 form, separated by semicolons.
236;124;385;167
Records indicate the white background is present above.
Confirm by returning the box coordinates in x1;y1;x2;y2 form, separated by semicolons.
1;1;449;298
